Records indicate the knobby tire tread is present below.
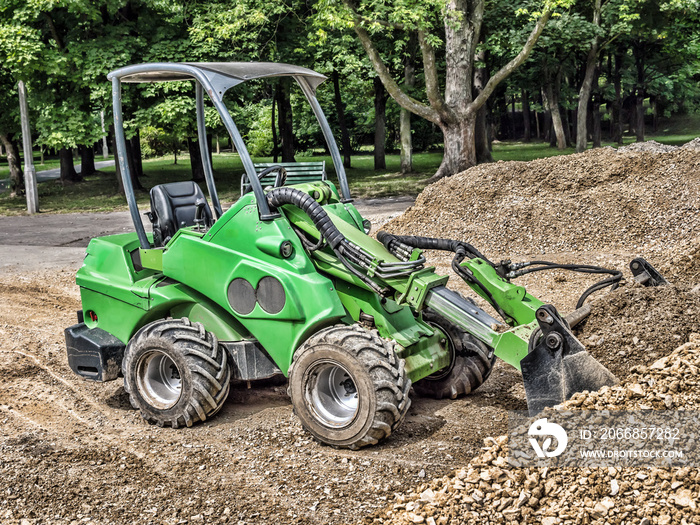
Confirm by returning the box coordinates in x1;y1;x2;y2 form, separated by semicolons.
123;317;231;428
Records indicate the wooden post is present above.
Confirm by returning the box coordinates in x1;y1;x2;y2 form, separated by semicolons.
100;110;109;158
18;81;39;214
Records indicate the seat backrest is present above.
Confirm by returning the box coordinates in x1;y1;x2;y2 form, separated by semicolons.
149;181;213;246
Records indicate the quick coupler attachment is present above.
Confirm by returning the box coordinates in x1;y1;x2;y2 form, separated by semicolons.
520;304;617;415
630;257;669;287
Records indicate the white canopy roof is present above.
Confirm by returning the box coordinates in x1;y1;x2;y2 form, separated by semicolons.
108;62;327;91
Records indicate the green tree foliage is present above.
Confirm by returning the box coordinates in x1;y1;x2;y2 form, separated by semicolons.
313;0;572;179
1;0;698;193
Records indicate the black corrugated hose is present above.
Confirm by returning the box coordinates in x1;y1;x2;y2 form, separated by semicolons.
267;187;388;295
377;231;509;320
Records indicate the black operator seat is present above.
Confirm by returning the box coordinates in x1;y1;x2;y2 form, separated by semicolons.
147;181;213;247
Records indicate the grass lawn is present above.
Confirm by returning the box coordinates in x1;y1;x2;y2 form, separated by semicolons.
0;152;440;215
1;120;698;216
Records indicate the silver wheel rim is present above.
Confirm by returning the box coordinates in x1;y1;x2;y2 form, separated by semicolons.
306;361;358;428
136;350;182;409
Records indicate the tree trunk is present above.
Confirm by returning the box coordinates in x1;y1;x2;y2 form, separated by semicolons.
59;147;81;184
575;0;601;152
522;89;531;142
0;133;24;192
100;110;109;159
400;36;417;174
332;70;352;169
124;137;143;190
373;76;387;170
475;106;491;162
276;79;295;162
400;109;412;173
592;66;602;148
635;90;645;142
110;124;125;195
187;137;205;183
271;93;279;162
592;97;602;148
433;117;477;180
612;51;623;144
129;130;143;180
474;48;492;163
544;76;566;150
634;43;645;142
80;145;96;176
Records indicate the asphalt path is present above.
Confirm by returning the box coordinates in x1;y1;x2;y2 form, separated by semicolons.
0;159;115;191
0;196;414;272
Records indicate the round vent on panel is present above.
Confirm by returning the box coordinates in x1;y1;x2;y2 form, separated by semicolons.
256;276;286;315
227;278;256;315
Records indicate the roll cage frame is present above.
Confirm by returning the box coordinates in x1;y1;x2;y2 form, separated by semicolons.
107;61;353;250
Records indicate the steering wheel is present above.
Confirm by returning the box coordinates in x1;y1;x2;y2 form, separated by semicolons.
256;165;287;188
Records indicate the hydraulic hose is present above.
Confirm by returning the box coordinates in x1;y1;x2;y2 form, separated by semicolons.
267;187;424;295
377;232;493;265
505;260;623;309
377;231;508;320
268;187;345;250
267;187;385;294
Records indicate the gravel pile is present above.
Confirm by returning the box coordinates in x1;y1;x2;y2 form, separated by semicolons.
367;336;700;525
385;143;700;257
575;283;700;379
659;237;700;286
681;137;700;151
369;141;700;525
617;140;679;153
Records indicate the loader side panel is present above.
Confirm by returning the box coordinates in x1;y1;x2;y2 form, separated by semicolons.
160;205;347;375
76;234;160;344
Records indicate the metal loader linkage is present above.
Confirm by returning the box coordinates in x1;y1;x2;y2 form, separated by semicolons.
65;62;668;449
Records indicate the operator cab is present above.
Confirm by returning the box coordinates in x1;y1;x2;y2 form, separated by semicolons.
107;62;354;252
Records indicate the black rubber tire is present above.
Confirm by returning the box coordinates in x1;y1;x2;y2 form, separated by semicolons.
288;324;411;450
412;309;496;399
123;318;231;428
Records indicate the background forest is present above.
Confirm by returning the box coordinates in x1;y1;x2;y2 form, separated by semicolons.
0;0;699;202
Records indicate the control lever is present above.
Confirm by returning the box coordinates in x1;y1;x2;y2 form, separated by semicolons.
194;199;207;230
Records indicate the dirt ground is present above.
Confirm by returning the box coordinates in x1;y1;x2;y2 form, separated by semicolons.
0;197;523;525
0;268;526;525
2;144;700;524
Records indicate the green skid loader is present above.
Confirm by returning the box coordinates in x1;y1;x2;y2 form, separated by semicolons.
65;62;661;449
